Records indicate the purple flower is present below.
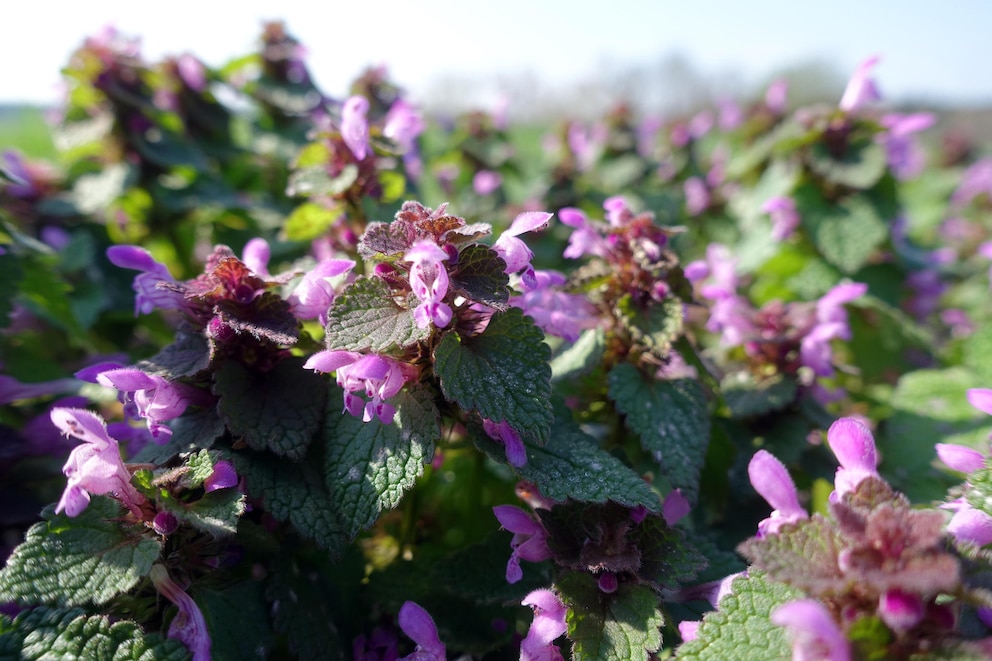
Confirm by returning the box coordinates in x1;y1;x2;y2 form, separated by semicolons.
492;504;553;584
936;443;986;474
404;240;452;329
662;488;691;526
51;408;145;517
878;589;924;633
839;55;882;112
397;601;445;661
558;207;609;260
150;564;212;661
684;177;709;216
305;350;415;424
771;599;850;661
765;79;789;114
342;95;370;161
472;170;502;195
827;417;878;501
241;237;271;277
748;449;808;537
106;245;183;315
800;282;867;377
520;589;567;661
383;99;425;152
947;507;992;546
95;367;204;440
204;460;238;492
878;113;935;180
493;211;553;290
483;418;527;467
0;374;77;405
952;159;992;208
678;620;701;643
510;270;600;342
176;53;206;92
718;98;743;131
287;258;355;325
761;196;800;241
689;110;714;139
637;115;664;157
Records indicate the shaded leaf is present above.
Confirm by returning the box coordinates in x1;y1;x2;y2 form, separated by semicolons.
215;357;326;460
449;243;510;310
608;363;710;502
557;572;664;661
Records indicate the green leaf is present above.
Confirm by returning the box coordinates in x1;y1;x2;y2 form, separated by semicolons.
135;324;211;379
474;411;660;510
883;367;992;502
608;363;710;502
283;201;343;242
675;572;803;660
232;449;348;555
434;308;553;443
17;256;83;337
614;293;683;358
287;164;358;197
449;243;511;310
198;581;275;660
796;188;888;274
0;253;25;330
379;169;406;203
323;276;430;352
558;573;664;661
324;384;439;540
806;135;887;189
266;556;345;660
133;407;225;464
0;497;162;607
721;373;797;419
215;357;326;460
174;488;246;538
2;607;189;661
551;328;606;383
428;530;552;605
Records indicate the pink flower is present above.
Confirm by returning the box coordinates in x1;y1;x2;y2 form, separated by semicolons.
510;270;599;342
150;564;211;661
51;408;145;517
827;418;879;501
839;55;882;112
493;211;554;290
204;460;238;492
936;443;986;474
404;240;452;329
383;99;425;152
662;488;691;526
287;258;355;324
472;170;502;195
765;79;789;114
748;449;808;537
492;504;553;584
483;418;527;466
879;589;924;633
241;237;271;277
684;177;709;216
95;367;205;440
761;196;800;241
520;589;567;661
558;207;609;260
771;599;850;661
947;508;992;546
397;601;445;661
342;95;370;161
305;350;415;424
878;113;935;180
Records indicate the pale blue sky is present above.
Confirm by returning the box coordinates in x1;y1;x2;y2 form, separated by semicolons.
3;0;990;108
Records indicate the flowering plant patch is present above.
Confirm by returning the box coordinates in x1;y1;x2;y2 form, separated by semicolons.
4;23;992;660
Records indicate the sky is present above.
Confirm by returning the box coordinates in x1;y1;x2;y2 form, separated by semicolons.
4;0;992;111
